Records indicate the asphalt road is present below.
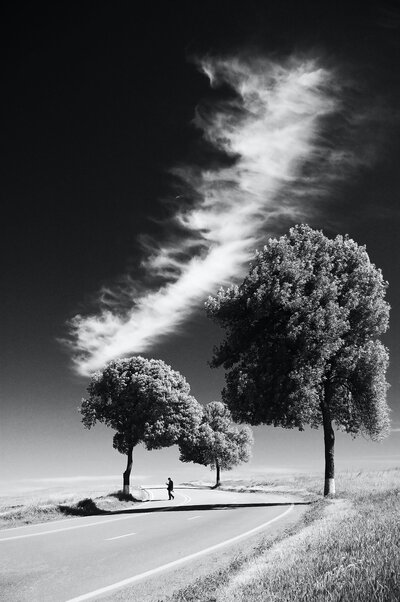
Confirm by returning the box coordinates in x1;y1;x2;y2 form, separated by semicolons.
0;487;303;601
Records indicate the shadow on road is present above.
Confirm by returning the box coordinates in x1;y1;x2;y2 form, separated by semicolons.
113;500;312;514
58;499;311;518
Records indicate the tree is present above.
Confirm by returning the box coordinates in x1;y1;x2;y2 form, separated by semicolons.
206;225;390;496
179;401;253;487
80;356;203;494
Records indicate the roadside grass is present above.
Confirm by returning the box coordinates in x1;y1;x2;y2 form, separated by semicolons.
214;473;326;501
0;498;67;528
0;489;145;529
162;468;400;602
182;472;325;501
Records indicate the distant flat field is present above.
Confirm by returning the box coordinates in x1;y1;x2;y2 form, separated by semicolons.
0;476;128;499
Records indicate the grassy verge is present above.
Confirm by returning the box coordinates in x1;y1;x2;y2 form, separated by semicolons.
0;489;145;529
162;469;400;602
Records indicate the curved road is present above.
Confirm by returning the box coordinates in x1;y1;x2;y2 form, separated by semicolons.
0;487;304;601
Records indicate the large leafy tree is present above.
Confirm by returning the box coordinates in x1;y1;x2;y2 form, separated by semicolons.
80;356;203;494
206;225;390;495
179;401;253;487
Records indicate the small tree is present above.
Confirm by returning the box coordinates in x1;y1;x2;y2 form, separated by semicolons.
206;225;390;496
80;356;203;494
179;401;253;487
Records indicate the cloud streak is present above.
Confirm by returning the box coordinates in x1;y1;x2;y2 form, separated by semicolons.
67;55;354;376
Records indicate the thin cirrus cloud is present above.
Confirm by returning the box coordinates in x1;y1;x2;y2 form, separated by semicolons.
67;54;363;376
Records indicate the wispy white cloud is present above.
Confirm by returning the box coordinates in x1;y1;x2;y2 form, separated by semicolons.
66;55;359;376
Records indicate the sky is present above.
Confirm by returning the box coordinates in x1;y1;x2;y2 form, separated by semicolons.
1;1;400;494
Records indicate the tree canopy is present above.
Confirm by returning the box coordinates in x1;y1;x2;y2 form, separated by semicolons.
80;356;203;492
179;401;253;486
206;224;390;494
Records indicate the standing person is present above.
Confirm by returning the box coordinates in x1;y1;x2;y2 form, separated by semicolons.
166;477;174;500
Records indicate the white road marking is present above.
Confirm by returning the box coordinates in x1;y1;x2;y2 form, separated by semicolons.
187;515;201;520
180;493;191;505
167;491;191;506
106;532;136;541
65;504;294;602
0;514;139;542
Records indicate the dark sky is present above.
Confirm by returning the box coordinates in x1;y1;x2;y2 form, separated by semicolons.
1;1;399;488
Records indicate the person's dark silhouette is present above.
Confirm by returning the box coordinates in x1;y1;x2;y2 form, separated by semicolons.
166;477;174;500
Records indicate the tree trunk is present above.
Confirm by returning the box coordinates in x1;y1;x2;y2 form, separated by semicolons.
123;446;134;495
215;459;221;488
321;392;335;496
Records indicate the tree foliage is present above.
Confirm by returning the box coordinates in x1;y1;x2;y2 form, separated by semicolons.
206;225;390;441
80;356;203;454
179;401;253;477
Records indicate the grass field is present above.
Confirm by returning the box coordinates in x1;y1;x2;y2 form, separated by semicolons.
0;487;145;529
164;468;400;602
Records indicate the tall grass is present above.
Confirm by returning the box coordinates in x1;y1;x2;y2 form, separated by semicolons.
0;494;80;528
0;489;144;529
